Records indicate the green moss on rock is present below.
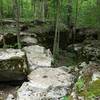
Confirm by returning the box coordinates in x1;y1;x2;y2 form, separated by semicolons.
78;79;100;99
88;80;100;96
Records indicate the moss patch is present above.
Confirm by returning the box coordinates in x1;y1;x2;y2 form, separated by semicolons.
88;80;100;96
79;79;100;99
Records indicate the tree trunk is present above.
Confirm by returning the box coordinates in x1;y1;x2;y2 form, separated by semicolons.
41;0;45;21
67;0;73;45
75;0;78;26
97;0;100;39
14;0;21;49
31;0;37;20
67;0;72;28
0;0;6;49
20;0;24;18
44;0;48;19
53;0;60;58
72;0;78;45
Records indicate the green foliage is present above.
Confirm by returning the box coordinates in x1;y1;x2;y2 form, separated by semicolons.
0;0;100;28
76;78;100;99
63;96;68;100
75;78;84;92
62;96;71;100
87;80;100;97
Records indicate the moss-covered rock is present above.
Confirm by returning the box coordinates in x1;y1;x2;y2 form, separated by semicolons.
0;49;28;81
74;63;100;100
88;80;100;96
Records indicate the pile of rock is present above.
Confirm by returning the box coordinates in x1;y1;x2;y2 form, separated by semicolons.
0;44;76;100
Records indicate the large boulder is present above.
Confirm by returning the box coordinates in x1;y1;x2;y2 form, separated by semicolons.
17;68;74;100
0;33;17;48
81;40;100;62
0;49;28;81
67;40;100;63
21;36;38;46
0;32;38;48
23;45;53;70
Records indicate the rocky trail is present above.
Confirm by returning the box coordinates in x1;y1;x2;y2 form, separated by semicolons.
0;24;100;100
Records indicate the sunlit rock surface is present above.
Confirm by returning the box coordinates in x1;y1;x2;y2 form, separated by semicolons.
6;94;15;100
21;36;38;45
0;49;28;81
92;71;100;81
17;68;74;100
23;45;53;70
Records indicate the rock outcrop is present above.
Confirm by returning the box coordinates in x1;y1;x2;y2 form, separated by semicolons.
21;36;38;46
17;67;74;100
0;49;28;81
23;45;53;70
70;62;100;100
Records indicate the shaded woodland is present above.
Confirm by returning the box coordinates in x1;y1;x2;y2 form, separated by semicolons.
0;0;100;100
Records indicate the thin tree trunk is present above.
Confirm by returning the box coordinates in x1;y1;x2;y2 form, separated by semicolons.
67;0;73;45
72;0;78;45
53;0;60;58
0;0;6;49
41;0;45;21
44;0;48;19
12;0;16;20
34;0;37;20
14;0;21;49
31;0;37;20
31;0;34;19
75;0;78;26
38;0;41;19
20;0;24;18
67;0;72;28
97;0;100;39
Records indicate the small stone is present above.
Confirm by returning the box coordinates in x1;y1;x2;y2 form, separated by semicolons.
92;72;100;81
79;62;87;68
21;36;38;45
71;92;78;100
78;96;85;100
6;94;15;100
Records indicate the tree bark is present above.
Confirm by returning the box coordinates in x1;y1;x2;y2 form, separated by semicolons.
41;0;45;21
20;0;24;18
53;0;60;58
97;0;100;39
67;0;72;28
0;0;6;49
13;0;21;49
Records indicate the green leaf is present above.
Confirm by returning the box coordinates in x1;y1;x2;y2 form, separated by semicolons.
63;96;69;100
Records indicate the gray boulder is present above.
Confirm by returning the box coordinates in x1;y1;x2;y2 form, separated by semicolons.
92;71;100;82
81;40;100;62
6;94;15;100
17;68;74;100
23;45;53;70
21;36;38;45
0;49;28;81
